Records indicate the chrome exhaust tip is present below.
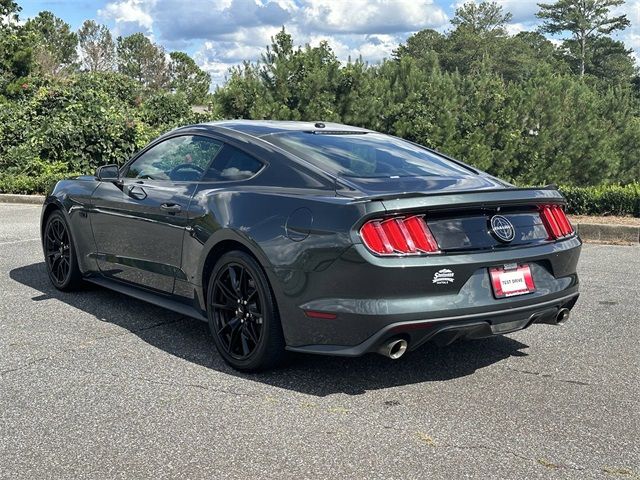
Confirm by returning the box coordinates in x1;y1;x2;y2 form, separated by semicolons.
556;308;570;325
378;339;408;359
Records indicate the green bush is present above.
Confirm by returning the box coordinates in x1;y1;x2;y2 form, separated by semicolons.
560;183;640;217
0;171;78;195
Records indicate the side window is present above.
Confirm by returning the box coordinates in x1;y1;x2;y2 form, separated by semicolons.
203;144;264;182
125;136;223;181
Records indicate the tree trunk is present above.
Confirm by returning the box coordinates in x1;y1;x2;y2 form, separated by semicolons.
580;33;586;77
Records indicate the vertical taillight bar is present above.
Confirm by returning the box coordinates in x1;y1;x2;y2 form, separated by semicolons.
359;215;440;255
540;205;574;240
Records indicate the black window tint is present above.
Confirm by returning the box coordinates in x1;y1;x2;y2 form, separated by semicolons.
125;136;223;181
203;145;263;181
266;132;474;178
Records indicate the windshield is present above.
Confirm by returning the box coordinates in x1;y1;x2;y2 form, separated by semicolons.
265;132;474;178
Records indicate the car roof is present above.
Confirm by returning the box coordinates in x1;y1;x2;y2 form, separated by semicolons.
194;120;371;138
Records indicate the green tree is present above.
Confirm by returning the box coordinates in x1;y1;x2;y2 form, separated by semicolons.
444;2;513;75
117;33;169;90
24;11;78;76
78;20;115;72
563;36;636;83
168;51;211;104
212;62;270;119
0;0;35;88
392;29;444;71
257;28;342;120
0;0;19;20
537;0;630;76
451;1;513;33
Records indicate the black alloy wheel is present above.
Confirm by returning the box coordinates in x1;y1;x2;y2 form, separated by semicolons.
207;251;286;371
44;211;82;291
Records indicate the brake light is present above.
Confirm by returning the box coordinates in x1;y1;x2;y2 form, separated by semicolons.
539;205;574;239
359;215;440;255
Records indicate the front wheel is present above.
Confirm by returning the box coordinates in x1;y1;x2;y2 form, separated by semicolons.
43;210;83;291
207;250;286;371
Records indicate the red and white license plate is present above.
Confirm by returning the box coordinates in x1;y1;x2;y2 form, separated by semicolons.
489;264;535;298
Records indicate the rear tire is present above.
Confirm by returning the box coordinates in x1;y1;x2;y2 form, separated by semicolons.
206;250;286;372
43;210;83;291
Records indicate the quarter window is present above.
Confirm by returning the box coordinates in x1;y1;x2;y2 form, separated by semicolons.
125;136;223;181
203;144;263;181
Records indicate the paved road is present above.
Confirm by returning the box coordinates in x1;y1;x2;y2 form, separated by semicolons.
0;203;638;480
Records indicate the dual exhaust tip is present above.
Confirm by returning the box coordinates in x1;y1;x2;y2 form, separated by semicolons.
377;338;408;359
538;307;571;326
556;308;570;325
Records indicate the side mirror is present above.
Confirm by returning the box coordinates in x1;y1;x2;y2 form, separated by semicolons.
96;164;120;182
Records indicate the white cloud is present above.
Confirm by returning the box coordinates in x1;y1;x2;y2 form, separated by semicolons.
298;0;448;34
615;0;640;62
101;0;449;86
99;0;155;34
493;0;539;24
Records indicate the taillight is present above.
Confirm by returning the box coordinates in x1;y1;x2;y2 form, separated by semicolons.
359;215;440;255
539;205;574;240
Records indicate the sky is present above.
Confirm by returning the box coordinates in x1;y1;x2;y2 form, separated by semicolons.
18;0;640;85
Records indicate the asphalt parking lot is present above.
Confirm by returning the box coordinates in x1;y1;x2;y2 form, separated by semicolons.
0;203;638;480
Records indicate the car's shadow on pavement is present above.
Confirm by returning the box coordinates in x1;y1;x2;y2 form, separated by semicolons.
11;262;530;397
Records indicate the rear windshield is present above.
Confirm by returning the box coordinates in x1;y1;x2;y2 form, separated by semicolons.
265;132;474;178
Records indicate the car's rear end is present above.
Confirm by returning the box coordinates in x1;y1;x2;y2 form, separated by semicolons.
285;187;580;357
259;126;581;358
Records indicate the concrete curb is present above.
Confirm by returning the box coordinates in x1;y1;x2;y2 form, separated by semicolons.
573;222;640;245
0;194;45;205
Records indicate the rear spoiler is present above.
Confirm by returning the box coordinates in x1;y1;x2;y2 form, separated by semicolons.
352;186;566;211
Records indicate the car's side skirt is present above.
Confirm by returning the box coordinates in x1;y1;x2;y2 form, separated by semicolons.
85;276;208;322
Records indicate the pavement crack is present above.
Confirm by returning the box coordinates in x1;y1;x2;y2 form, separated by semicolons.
0;357;50;377
501;366;590;386
435;442;588;473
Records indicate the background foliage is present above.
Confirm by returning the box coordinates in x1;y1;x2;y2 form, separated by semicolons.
0;0;638;215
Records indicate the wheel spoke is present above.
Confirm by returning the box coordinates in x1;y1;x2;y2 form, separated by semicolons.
46;230;57;245
228;320;243;353
245;288;258;303
54;220;63;242
216;278;237;303
244;322;259;345
238;267;246;296
228;266;242;296
217;315;239;335
240;332;250;356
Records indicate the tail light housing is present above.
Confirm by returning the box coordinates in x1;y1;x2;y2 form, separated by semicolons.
359;215;440;255
539;205;574;240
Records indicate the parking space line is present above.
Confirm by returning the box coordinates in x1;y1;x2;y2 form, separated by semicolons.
0;238;40;246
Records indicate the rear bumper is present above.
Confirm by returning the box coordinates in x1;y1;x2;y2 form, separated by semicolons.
286;291;579;357
274;235;581;350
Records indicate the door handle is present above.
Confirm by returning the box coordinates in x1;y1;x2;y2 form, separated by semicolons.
161;203;182;213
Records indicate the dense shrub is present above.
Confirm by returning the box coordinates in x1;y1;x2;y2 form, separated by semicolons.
0;72;215;191
560;183;640;217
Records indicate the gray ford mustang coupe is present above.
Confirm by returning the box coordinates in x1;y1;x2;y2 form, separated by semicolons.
41;120;581;371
